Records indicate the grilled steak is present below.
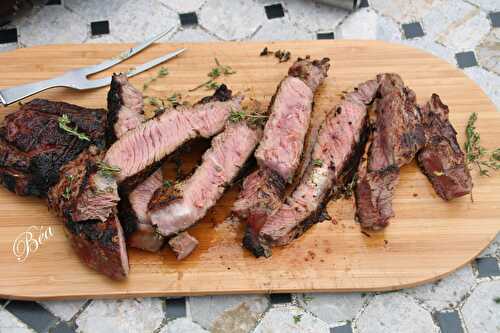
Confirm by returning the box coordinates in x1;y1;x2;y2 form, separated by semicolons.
115;85;239;251
417;94;472;200
355;74;426;230
168;231;199;260
106;73;145;144
233;57;330;257
259;79;378;252
48;147;127;279
150;120;263;237
65;214;128;280
104;85;241;186
254;57;330;182
124;170;165;252
0;99;106;197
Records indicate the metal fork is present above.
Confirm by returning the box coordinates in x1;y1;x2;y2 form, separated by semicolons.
0;30;186;106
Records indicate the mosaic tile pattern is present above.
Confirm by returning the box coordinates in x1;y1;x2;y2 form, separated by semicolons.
0;0;499;332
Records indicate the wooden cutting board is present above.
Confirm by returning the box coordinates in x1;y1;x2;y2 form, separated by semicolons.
0;40;498;300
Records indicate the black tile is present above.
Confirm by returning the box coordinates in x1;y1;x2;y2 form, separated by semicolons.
359;0;369;8
46;0;62;5
179;12;198;26
489;12;500;27
455;51;478;69
50;321;77;333
330;322;353;333
6;301;58;333
317;32;335;40
270;293;292;304
476;257;500;277
90;21;110;36
166;297;186;320
402;22;425;39
0;28;17;44
434;311;464;333
265;4;285;19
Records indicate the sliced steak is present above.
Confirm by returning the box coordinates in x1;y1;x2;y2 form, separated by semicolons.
48;147;128;279
0;99;106;197
233;57;330;256
168;231;199;260
125;170;165;252
355;74;426;230
259;79;378;252
106;73;145;144
150;121;263;237
417;94;472;200
65;214;129;280
104;85;241;185
254;57;330;182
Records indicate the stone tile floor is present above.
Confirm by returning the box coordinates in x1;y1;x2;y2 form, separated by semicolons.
0;0;499;332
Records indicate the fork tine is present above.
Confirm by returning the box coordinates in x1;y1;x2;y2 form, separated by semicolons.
78;29;172;76
78;48;186;90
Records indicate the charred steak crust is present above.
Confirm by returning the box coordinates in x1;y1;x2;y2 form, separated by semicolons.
355;74;425;230
417;94;472;200
0;99;107;197
106;73;145;145
64;213;129;280
48;147;128;280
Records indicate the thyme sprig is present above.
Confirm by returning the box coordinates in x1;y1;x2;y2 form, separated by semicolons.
58;114;90;142
62;174;74;201
293;314;302;324
228;109;268;125
465;112;500;176
96;161;121;178
143;67;169;91
312;159;323;167
189;58;236;92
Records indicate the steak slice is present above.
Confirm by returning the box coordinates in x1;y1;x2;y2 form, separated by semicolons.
233;57;330;257
417;94;472;200
48;147;128;279
259;79;378;252
65;214;129;280
106;73;145;144
125;170;165;252
168;231;199;260
355;74;426;230
150;121;263;237
0;99;107;197
254;57;330;182
104;85;242;185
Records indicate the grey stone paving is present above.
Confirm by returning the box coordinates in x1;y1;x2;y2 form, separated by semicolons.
0;0;499;332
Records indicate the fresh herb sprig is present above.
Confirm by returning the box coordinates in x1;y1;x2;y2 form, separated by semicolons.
163;180;172;188
312;159;323;167
143;67;169;91
58;114;90;142
189;58;236;92
97;161;121;178
465;112;500;176
62;174;74;201
228;109;268;125
292;314;302;324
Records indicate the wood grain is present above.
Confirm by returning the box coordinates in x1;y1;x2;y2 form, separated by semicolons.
0;40;498;300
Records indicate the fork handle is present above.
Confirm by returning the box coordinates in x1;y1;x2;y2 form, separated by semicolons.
0;77;68;106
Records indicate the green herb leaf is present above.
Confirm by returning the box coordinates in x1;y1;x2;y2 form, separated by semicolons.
61;174;74;201
58;114;90;142
312;159;323;167
143;67;169;91
190;58;236;92
465;112;500;177
229;110;246;123
494;297;500;304
163;180;172;188
97;161;121;178
292;314;302;324
205;81;221;90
